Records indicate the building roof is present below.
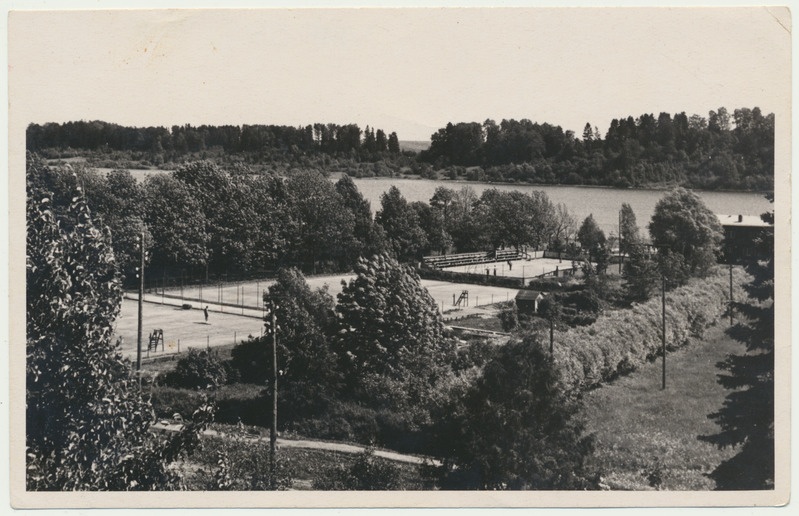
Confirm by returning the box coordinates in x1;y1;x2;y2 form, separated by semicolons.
516;290;545;301
716;214;772;228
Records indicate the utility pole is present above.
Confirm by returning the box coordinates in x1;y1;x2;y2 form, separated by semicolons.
619;209;623;274
136;229;145;373
729;263;734;326
265;301;279;482
661;274;666;390
549;318;554;355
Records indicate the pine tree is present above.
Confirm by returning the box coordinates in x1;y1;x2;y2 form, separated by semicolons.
700;257;774;489
436;336;598;490
335;254;455;409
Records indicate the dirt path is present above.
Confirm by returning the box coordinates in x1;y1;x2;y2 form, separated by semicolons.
152;422;440;466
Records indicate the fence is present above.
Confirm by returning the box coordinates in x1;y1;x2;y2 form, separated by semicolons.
423;249;522;269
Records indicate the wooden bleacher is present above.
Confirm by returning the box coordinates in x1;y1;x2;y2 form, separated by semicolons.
423;249;522;269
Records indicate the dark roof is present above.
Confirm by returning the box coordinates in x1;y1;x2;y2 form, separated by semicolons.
716;214;772;228
516;290;545;301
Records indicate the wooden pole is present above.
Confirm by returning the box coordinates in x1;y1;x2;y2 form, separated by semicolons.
136;229;144;373
270;307;278;481
619;208;623;274
729;263;734;326
661;274;666;390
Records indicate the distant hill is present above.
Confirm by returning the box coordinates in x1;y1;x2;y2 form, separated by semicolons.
399;140;430;153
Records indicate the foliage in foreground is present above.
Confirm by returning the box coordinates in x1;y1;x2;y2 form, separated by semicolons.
431;336;599;490
312;449;404;490
192;434;293;491
26;181;211;490
701;257;774;490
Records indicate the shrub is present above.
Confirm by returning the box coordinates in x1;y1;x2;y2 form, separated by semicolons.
550;266;749;395
149;387;205;420
163;349;227;389
497;301;519;332
312;449;403;490
191;434;293;490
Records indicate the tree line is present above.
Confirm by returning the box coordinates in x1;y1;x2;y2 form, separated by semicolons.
420;107;773;190
27;106;773;191
26;121;401;162
26;155;582;285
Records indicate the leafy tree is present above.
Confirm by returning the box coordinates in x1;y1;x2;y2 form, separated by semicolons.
434;186;484;252
577;214;606;261
623;243;660;301
264;268;340;391
335;174;387;259
26;183;210;490
286;170;357;273
143;174;209;273
434;336;598;490
335;254;456;410
619;202;641;253
375;186;428;262
412;201;452;255
549;203;577;251
648;188;723;276
230;268;339;396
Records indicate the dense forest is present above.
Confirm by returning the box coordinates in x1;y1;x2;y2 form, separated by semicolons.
27;106;773;190
420;107;773;190
26;121;401;164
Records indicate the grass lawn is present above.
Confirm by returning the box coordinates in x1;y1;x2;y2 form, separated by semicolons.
581;321;744;490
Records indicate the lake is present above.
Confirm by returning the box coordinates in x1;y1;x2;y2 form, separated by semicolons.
347;177;773;237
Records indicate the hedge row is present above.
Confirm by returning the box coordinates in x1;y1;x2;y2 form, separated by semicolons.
551;266;750;395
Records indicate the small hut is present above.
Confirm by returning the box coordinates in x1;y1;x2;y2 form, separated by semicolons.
515;290;546;315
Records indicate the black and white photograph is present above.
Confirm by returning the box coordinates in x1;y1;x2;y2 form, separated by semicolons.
5;2;792;509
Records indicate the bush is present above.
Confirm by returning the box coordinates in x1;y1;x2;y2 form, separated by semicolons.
228;338;269;385
149;387;206;420
163;349;227;389
497;301;519;332
312;449;403;490
191;434;293;490
550;266;750;395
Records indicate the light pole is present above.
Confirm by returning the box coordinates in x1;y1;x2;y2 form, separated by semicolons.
619;209;623;274
729;263;734;326
661;273;666;390
264;300;279;482
136;229;145;373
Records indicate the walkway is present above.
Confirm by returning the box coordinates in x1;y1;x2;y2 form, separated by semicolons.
151;422;440;466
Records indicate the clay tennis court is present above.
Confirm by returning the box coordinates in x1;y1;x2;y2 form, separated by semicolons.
156;273;523;311
112;296;265;361
114;274;524;361
440;257;578;280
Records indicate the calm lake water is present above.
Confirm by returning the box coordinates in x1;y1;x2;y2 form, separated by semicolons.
348;177;772;237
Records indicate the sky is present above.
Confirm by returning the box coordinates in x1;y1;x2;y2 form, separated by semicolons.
7;5;791;142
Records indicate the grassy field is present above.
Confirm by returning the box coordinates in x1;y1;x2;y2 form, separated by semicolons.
581;321;743;490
